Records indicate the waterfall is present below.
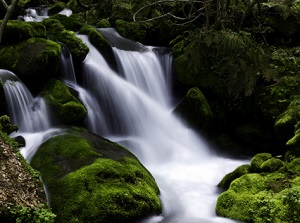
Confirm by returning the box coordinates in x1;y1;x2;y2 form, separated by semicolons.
0;69;51;132
77;31;246;222
0;69;62;161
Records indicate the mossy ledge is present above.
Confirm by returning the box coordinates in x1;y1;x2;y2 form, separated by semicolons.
30;128;162;223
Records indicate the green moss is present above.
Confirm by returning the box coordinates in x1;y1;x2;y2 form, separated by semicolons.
49;14;83;31
31;129;162;223
0;115;18;135
51;157;161;223
42;19;88;61
1;20;46;44
42;79;87;125
79;25;110;52
48;2;67;15
218;164;250;190
0;38;61;93
174;87;213;130
250;153;273;172
96;19;111;28
261;157;284;172
216;172;292;222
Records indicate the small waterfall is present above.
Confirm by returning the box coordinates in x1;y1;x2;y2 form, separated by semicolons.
58;43;77;85
0;69;51;132
77;32;246;222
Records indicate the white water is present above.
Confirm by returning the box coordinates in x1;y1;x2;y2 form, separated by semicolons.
3;8;248;220
0;69;51;132
77;33;247;222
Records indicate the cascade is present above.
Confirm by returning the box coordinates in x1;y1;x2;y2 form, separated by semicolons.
0;69;62;161
77;31;246;222
4;8;247;222
0;69;51;132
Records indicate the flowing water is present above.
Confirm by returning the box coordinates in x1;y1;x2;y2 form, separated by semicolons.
76;31;247;222
1;10;247;222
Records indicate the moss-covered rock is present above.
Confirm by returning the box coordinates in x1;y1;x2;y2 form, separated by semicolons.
216;150;300;223
216;172;295;223
96;19;111;28
42;79;87;125
218;164;251;190
174;87;213;131
42;18;88;62
48;2;67;15
79;25;117;69
49;14;83;31
260;157;284;172
250;153;273;172
1;20;46;44
31;128;162;223
0;38;61;93
274;97;300;144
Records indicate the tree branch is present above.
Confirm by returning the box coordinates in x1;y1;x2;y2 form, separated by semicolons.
133;0;208;22
0;0;8;10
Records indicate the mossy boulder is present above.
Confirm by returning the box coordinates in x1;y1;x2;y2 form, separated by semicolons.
274;97;300;144
0;20;46;44
218;164;251;190
79;25;117;69
250;153;273;172
49;14;83;31
48;2;67;15
42;79;87;125
42;18;88;62
30;128;162;223
216;151;300;223
96;19;111;28
174;87;213;131
216;172;297;223
0;38;61;93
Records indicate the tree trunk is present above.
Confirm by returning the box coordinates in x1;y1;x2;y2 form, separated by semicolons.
0;0;19;44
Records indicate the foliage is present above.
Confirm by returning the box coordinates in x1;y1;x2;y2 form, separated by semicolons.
3;205;56;223
0;115;18;135
172;29;265;98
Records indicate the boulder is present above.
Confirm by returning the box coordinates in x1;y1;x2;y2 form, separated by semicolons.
174;87;213;131
0;20;46;44
41;79;87;125
0;38;61;94
30;128;162;223
42;18;88;62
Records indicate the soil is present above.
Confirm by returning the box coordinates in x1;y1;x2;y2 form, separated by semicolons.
0;138;46;209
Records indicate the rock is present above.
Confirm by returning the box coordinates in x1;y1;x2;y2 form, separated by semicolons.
42;18;89;62
0;38;61;94
274;97;300;144
218;164;250;190
41;79;87;125
174;87;213;131
250;152;272;172
30;128;162;223
0;20;46;44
